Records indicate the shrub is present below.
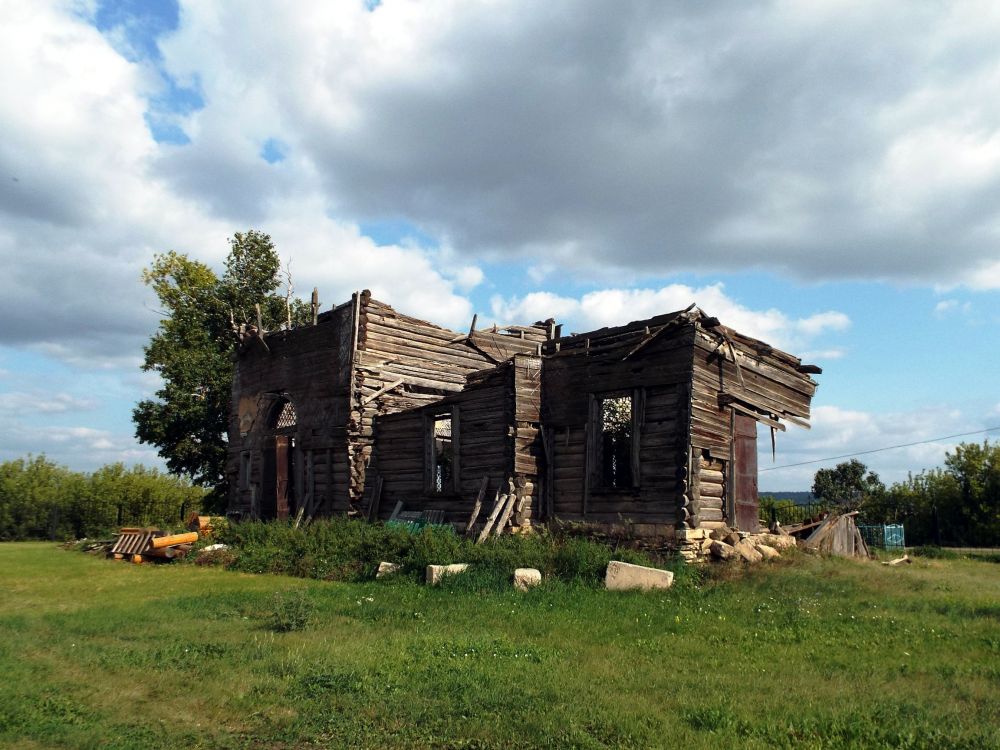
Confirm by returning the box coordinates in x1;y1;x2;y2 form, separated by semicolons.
215;516;671;588
268;590;315;632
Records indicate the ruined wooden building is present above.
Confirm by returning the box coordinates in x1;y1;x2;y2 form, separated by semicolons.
228;290;820;540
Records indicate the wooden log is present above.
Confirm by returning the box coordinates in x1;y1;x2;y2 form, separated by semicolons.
464;476;490;536
476;489;505;543
150;532;198;549
493;490;518;537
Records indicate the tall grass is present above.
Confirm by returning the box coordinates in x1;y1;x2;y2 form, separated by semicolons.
213;517;673;586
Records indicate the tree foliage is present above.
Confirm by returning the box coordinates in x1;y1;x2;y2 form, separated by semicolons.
0;455;205;540
825;442;1000;546
133;231;310;508
812;458;886;509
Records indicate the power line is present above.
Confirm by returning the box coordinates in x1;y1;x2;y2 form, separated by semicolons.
760;425;1000;472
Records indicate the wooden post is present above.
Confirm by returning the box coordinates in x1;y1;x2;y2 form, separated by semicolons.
311;287;319;326
476;489;504;543
464;476;489;537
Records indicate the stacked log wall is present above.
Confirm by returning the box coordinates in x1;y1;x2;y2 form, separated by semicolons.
540;325;695;526
688;325;817;528
228;305;354;516
351;296;544;513
371;366;514;524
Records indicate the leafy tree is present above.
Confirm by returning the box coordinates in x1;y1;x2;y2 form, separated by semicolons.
0;456;204;540
133;230;309;508
812;459;885;510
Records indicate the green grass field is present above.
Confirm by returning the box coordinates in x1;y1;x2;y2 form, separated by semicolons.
1;543;998;749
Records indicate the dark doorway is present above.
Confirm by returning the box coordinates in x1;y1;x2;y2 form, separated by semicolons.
261;399;297;520
733;414;759;531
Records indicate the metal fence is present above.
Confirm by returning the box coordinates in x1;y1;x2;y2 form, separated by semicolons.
857;524;906;550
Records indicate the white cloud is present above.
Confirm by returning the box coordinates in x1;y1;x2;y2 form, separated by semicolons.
933;299;972;318
490;283;849;353
759;403;988;490
0;1;478;363
0;421;161;470
148;0;1000;289
0;391;96;415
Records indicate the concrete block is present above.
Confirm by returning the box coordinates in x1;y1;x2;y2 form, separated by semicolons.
426;563;469;585
513;568;542;591
605;560;674;591
376;561;400;579
676;528;708;542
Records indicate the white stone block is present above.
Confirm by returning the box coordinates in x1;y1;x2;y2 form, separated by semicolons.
513;568;542;591
376;561;400;579
604;560;674;591
425;563;469;585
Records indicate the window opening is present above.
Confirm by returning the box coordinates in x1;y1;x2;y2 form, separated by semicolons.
275;400;297;429
599;394;633;488
431;412;454;493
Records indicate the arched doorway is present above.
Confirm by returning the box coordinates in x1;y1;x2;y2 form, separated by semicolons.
262;398;297;520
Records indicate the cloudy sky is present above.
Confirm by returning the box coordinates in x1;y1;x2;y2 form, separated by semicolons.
1;0;999;490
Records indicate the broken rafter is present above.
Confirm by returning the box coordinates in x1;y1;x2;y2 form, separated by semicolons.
361;377;406;405
621;303;695;361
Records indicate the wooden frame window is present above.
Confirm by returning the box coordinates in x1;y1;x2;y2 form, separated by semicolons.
425;406;460;494
589;389;643;490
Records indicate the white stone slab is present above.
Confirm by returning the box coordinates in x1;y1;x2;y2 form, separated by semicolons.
604;560;674;591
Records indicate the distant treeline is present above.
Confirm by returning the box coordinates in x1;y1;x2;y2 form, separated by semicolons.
0;456;207;541
763;441;1000;547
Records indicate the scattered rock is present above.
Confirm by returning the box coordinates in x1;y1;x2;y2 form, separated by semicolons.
755;533;796;551
376;561;400;579
605;560;674;591
201;543;228;553
723;531;742;547
734;539;763;564
426;563;469;585
710;540;737;560
710;526;733;541
755;544;780;561
513;568;542;591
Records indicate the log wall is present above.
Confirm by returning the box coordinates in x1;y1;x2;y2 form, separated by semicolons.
371;364;514;525
227;304;354;517
540;324;696;525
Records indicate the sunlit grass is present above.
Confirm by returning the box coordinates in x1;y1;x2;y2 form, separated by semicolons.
1;542;998;748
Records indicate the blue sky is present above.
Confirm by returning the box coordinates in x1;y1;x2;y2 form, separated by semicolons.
1;0;999;490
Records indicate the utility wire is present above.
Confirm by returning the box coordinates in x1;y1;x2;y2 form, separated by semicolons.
760;425;1000;472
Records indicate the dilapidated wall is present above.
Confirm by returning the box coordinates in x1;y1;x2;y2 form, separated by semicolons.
227;303;355;519
228;291;819;541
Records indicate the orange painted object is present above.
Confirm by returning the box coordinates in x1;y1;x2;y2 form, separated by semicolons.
131;554;143;564
150;532;198;549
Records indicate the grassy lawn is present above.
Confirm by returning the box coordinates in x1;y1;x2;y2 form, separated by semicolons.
1;543;998;749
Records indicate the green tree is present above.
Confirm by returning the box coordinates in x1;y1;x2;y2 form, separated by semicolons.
812;459;886;510
133;230;308;508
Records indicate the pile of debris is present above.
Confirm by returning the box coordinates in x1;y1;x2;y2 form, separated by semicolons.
107;513;220;565
678;510;870;563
